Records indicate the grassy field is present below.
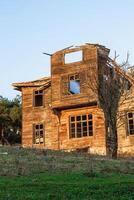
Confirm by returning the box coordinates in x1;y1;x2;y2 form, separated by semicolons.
0;146;134;200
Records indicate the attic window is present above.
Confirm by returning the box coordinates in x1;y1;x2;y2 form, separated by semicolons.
33;90;43;107
65;50;82;64
69;74;80;94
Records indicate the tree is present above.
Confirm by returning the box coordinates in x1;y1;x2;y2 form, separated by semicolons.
0;95;22;145
0;96;11;144
88;54;133;158
9;95;22;134
98;61;123;158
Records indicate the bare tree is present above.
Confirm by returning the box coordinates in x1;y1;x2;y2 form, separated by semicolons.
88;53;134;158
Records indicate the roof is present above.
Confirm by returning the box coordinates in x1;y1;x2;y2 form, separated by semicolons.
53;43;110;56
12;77;51;91
107;57;134;86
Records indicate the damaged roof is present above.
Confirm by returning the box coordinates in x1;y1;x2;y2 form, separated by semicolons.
12;77;51;91
54;43;110;56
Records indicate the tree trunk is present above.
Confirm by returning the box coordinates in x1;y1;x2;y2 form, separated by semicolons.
105;120;118;158
104;112;118;158
1;127;5;145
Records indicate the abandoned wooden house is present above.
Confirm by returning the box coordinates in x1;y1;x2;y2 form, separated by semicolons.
12;44;134;156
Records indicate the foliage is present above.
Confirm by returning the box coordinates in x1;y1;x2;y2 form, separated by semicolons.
0;95;21;144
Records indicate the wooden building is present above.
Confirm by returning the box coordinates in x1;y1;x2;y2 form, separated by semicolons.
12;44;134;156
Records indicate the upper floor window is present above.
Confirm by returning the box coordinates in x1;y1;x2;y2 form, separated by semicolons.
70;114;93;138
33;90;43;107
124;80;131;91
65;50;82;64
127;112;134;135
69;74;80;94
33;123;44;144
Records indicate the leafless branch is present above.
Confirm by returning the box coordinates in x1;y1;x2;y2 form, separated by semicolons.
114;51;119;61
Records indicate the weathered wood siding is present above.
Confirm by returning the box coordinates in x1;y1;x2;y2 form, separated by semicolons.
22;86;59;149
21;85;106;154
51;45;98;109
59;106;106;155
117;87;134;156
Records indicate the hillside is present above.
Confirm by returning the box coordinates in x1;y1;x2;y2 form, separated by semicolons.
0;146;134;200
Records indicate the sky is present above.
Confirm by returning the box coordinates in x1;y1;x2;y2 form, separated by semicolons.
0;0;134;99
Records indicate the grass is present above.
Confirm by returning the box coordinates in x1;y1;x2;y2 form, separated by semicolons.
0;172;134;200
0;146;134;200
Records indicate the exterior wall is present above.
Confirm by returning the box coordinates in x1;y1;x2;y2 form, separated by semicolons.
21;85;134;156
22;86;59;149
21;82;134;156
51;45;98;109
21;85;106;155
59;106;106;155
117;87;134;156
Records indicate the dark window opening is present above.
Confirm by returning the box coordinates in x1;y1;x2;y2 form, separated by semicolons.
70;114;93;138
33;123;44;144
34;90;43;107
69;74;80;94
125;81;131;90
127;112;134;135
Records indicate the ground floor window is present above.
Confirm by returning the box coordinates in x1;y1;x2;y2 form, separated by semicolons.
127;112;134;135
33;123;44;144
69;114;93;138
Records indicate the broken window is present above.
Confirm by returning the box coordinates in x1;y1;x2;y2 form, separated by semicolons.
65;50;82;64
127;112;134;135
33;123;44;144
69;114;93;138
33;90;43;107
69;74;80;94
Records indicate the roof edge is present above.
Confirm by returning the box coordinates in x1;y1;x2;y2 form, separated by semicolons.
12;76;51;91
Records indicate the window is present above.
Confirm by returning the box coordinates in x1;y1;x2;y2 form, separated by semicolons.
69;114;93;138
33;123;44;144
33;90;43;107
124;81;131;91
69;74;80;94
65;50;82;64
127;112;134;135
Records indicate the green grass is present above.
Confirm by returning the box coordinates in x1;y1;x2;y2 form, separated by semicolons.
0;172;134;200
0;146;134;200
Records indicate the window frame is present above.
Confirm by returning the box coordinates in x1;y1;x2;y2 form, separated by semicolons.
69;113;93;139
64;50;83;64
33;123;44;144
33;89;44;107
68;74;80;95
127;112;134;136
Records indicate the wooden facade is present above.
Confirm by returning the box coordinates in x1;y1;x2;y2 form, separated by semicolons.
117;86;134;156
12;44;134;156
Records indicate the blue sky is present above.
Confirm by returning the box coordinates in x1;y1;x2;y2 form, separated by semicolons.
0;0;134;99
